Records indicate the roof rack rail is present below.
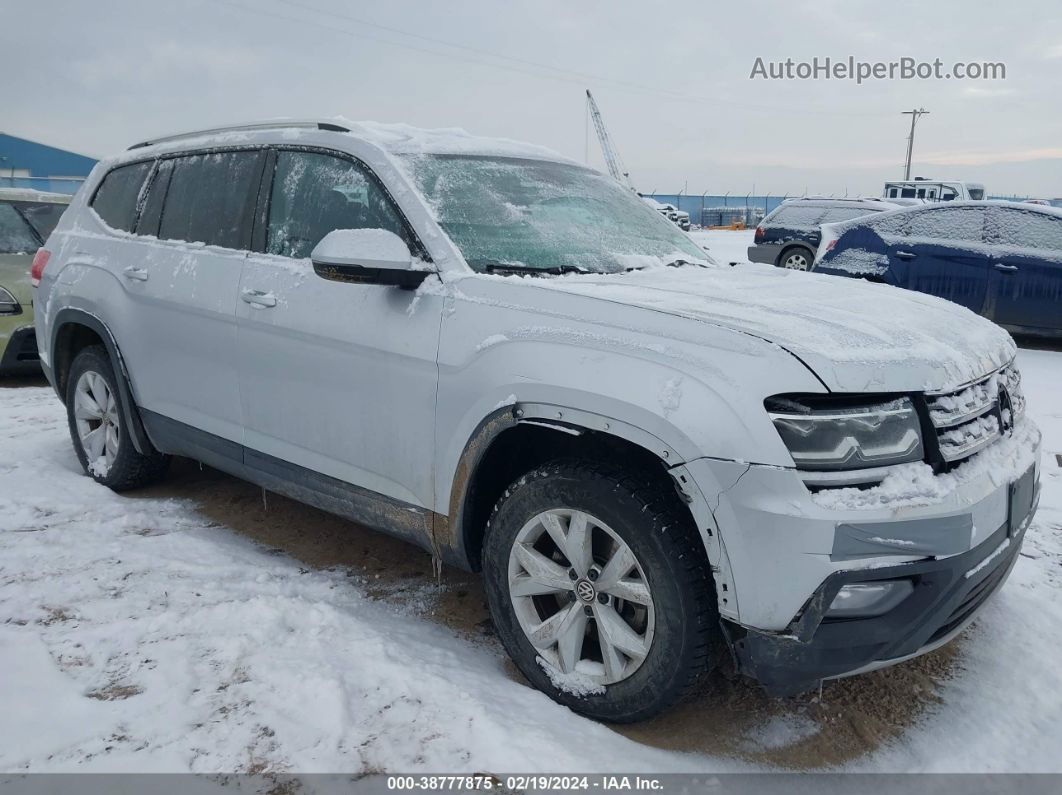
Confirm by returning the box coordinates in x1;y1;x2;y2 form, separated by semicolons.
128;119;351;150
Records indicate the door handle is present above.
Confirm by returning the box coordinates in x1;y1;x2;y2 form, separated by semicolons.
895;250;917;260
122;266;149;281
241;289;277;308
994;262;1019;273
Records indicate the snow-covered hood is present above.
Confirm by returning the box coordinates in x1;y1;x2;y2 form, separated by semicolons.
539;264;1016;394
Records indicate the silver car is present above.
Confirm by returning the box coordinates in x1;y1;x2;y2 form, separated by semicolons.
33;119;1041;721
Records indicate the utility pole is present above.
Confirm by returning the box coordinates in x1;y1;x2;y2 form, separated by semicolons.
902;108;929;180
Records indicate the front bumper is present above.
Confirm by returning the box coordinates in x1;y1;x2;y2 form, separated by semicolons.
724;468;1039;695
0;322;41;375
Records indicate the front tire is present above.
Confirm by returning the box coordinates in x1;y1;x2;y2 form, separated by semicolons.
65;346;169;491
482;460;718;722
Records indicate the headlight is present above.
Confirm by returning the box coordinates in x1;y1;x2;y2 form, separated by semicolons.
766;395;923;471
0;286;21;316
827;580;914;619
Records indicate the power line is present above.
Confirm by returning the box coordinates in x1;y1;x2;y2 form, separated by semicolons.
217;0;892;118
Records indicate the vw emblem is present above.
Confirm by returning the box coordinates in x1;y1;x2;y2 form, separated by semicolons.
999;387;1014;432
575;579;596;603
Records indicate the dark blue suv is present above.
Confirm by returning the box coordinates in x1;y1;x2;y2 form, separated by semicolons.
815;201;1062;337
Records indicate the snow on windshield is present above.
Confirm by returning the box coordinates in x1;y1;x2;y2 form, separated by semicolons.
397;154;705;273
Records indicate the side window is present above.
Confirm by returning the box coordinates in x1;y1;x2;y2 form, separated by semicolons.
91;161;152;232
0;202;40;253
906;208;986;242
159;151;263;249
820;207;879;224
993;209;1062;252
266;150;409;259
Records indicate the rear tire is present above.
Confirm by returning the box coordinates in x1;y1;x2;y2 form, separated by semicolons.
777;246;813;271
482;459;718;722
65;346;169;491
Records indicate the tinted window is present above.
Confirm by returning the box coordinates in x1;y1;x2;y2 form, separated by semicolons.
266;151;408;259
906;207;985;242
0;203;40;253
160;151;262;249
967;188;984;200
12;201;66;241
92;162;152;232
767;205;826;227
994;209;1062;251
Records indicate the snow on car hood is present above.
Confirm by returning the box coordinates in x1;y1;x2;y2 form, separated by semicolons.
539;264;1016;394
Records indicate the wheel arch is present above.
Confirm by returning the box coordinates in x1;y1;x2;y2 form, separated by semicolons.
51;308;154;455
441;403;715;577
775;243;815;268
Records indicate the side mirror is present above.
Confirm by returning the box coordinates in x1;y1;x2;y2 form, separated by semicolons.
310;229;430;288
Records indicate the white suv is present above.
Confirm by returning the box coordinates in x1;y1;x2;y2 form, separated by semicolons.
34;119;1041;722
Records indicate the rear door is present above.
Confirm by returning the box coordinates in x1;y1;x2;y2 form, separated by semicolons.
985;207;1062;332
119;149;265;442
886;206;990;313
235;147;442;510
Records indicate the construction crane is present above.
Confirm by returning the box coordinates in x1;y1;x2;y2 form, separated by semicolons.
586;89;635;191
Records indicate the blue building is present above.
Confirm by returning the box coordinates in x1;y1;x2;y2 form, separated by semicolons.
0;133;98;195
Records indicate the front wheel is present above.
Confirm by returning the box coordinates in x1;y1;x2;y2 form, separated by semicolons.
482;460;718;722
65;346;169;491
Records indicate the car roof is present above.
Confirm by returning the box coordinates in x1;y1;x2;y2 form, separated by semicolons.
0;188;72;204
778;196;899;209
827;199;1062;228
123;117;575;165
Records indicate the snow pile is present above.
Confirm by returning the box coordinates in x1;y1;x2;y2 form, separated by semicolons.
537;658;606;698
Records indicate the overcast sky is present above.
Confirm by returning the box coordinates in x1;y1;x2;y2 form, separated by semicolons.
4;0;1062;196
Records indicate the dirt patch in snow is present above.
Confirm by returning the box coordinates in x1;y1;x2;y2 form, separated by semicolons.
135;457;964;770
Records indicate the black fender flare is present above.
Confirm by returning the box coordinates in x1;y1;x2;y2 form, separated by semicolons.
51;308;155;456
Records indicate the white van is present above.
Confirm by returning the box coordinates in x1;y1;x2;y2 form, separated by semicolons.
883;179;985;202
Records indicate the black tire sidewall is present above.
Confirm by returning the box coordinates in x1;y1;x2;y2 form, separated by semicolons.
483;463;713;723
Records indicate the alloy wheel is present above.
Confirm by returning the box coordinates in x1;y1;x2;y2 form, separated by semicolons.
73;370;120;476
508;508;655;685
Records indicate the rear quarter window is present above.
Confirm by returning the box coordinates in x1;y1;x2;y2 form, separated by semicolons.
767;205;826;228
91;161;152;233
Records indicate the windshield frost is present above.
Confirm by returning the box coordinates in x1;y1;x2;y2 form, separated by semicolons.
399;154;706;273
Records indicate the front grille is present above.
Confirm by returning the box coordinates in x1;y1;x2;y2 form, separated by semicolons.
924;364;1023;467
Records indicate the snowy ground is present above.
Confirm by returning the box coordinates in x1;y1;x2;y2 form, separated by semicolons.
1;230;1060;773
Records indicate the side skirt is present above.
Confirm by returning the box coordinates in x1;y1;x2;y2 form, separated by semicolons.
140;409;441;557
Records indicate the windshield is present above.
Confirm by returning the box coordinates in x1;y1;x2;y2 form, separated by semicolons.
398;154;706;273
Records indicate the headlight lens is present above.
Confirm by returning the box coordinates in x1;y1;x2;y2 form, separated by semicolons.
766;395;923;471
0;286;21;316
827;580;914;619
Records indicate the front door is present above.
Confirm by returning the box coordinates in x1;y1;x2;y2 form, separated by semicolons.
986;206;1062;333
235;148;442;509
887;206;990;313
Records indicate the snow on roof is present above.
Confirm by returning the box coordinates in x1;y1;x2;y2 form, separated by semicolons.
0;187;72;204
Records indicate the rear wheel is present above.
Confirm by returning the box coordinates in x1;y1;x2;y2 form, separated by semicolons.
66;346;169;491
482;460;718;722
778;246;813;271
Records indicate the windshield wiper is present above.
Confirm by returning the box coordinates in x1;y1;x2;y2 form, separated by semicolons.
621;258;706;272
483;263;587;276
